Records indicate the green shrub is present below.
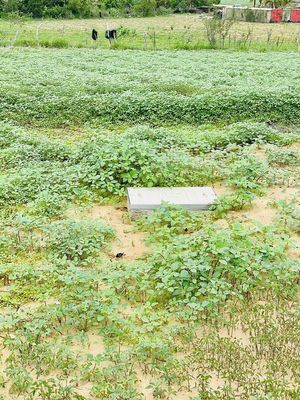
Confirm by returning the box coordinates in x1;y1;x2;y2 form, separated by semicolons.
0;122;71;170
267;146;300;167
2;49;300;127
0;142;70;170
142;223;299;311
211;190;255;218
272;199;300;234
136;202;209;242
0;122;26;149
77;134;219;195
40;39;69;48
25;191;68;218
16;39;38;47
202;122;297;149
51;39;69;48
44;219;115;265
226;155;270;193
90;364;141;400
0;164;84;205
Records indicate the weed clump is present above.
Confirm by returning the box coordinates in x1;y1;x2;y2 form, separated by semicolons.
139;223;299;311
44;219;115;265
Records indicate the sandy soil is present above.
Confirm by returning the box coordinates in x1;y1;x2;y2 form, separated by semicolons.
234;187;299;226
86;205;149;260
214;184;299;221
214;185;299;259
213;183;233;197
66;203;149;260
1;184;298;399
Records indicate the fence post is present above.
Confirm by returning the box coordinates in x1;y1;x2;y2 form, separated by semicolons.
36;22;43;43
13;28;20;47
84;28;88;47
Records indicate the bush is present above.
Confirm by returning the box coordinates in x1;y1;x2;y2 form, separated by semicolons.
136;202;208;242
202;122;296;149
25;191;68;218
267;146;300;167
0;163;85;206
2;50;300;128
76;133;219;195
142;223;299;310
40;39;69;48
133;0;157;16
44;219;115;265
226;154;270;193
211;190;255;218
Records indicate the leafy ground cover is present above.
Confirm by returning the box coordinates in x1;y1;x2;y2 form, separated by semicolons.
1;48;300;128
0;47;299;399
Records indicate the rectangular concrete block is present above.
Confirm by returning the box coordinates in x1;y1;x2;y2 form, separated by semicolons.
127;187;217;212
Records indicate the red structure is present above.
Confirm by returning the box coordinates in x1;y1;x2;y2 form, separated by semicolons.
290;9;300;22
271;8;283;22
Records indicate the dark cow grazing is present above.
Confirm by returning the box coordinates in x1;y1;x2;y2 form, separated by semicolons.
92;29;98;41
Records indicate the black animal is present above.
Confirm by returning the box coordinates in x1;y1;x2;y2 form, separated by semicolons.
105;29;117;41
92;29;98;41
116;252;125;258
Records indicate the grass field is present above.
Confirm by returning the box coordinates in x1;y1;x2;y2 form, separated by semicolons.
1;14;300;51
0;45;299;399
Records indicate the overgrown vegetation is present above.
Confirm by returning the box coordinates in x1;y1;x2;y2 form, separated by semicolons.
0;47;299;399
1;14;300;51
1;49;300;127
0;0;215;18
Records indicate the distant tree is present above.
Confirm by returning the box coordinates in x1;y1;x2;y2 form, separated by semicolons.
0;0;20;13
170;0;214;10
68;0;96;17
21;0;45;16
204;15;235;48
1;0;218;18
133;0;156;16
261;0;289;7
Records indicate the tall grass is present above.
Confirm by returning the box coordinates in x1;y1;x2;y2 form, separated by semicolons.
1;15;300;52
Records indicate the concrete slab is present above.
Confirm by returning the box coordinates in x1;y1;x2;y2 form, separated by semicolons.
127;187;217;212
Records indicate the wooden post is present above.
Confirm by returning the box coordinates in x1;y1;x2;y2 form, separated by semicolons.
13;28;20;47
106;23;111;48
153;30;156;50
36;21;43;43
84;28;88;47
143;33;147;50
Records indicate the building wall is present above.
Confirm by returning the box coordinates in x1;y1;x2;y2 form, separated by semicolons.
223;7;272;23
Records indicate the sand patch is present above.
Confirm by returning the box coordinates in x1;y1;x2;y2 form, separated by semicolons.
0;346;10;388
254;147;267;161
231;187;299;226
218;325;251;346
85;205;149;260
213;183;233;197
290;236;300;260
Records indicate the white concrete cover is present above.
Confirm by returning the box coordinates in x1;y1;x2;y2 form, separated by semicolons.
127;187;217;211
